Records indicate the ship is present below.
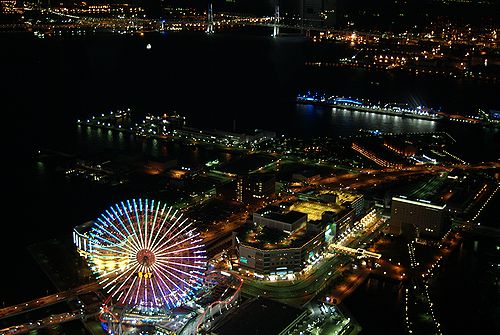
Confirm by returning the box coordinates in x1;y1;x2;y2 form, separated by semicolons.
297;92;444;121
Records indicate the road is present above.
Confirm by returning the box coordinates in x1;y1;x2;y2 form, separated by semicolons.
0;282;100;320
0;310;99;335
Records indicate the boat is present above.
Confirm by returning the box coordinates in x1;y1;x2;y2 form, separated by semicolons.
297;92;444;121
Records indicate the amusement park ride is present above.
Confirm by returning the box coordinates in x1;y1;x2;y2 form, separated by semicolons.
85;199;241;335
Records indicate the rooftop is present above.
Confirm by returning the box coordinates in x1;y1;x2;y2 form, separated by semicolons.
256;209;307;225
238;220;322;250
393;196;446;210
212;297;305;335
290;201;343;221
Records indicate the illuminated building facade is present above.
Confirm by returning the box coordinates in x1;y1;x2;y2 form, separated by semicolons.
344;194;365;218
238;231;324;277
72;220;93;256
217;173;275;204
236;174;275;203
390;196;447;238
321;208;355;236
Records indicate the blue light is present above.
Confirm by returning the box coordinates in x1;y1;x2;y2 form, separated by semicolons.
334;98;363;105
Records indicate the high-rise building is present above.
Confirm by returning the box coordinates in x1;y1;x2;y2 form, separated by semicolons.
237;174;275;203
344;194;365;219
390;196;447;238
217;173;275;204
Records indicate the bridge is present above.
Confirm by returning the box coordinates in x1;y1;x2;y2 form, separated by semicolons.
203;1;334;36
328;244;382;259
0;282;100;320
0;310;100;335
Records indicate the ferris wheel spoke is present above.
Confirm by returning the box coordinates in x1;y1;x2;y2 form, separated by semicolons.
163;217;191;243
90;233;138;257
96;217;123;243
116;291;125;303
155;236;203;256
156;243;205;257
152;263;188;300
152;266;181;306
151;218;191;253
147;201;162;250
153;263;193;297
109;264;142;299
111;205;131;235
149;205;172;253
111;204;142;252
155;261;205;283
95;263;129;280
90;231;122;249
157;258;207;271
161;209;180;238
152;228;198;255
163;255;207;260
134;275;143;305
121;276;138;305
92;223;138;255
132;199;146;249
154;280;176;308
102;262;141;291
151;264;176;296
91;243;133;258
148;277;158;306
122;201;143;251
102;209;130;242
92;222;120;244
144;199;149;252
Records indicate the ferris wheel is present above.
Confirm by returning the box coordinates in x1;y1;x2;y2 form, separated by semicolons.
87;198;206;309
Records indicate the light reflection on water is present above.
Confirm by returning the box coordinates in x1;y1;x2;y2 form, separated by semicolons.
296;104;437;137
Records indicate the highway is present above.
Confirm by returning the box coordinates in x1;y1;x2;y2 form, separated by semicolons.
0;309;99;335
0;282;100;320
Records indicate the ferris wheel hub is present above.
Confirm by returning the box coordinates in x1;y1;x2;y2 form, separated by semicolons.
136;249;156;267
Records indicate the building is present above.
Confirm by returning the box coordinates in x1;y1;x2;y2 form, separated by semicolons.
73;220;128;271
389;196;447;238
292;169;321;182
217;173;275;204
73;221;93;256
253;206;307;233
343;194;364;219
235;206;328;277
321;208;355;236
237;228;325;277
236;174;275;204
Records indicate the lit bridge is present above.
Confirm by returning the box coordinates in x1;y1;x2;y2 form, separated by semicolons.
328;244;382;259
0;282;102;335
0;282;100;320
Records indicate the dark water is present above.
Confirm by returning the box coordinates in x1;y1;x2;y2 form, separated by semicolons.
1;29;499;332
432;233;500;334
342;277;405;334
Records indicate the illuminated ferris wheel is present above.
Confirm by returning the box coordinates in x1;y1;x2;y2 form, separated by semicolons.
87;199;206;310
